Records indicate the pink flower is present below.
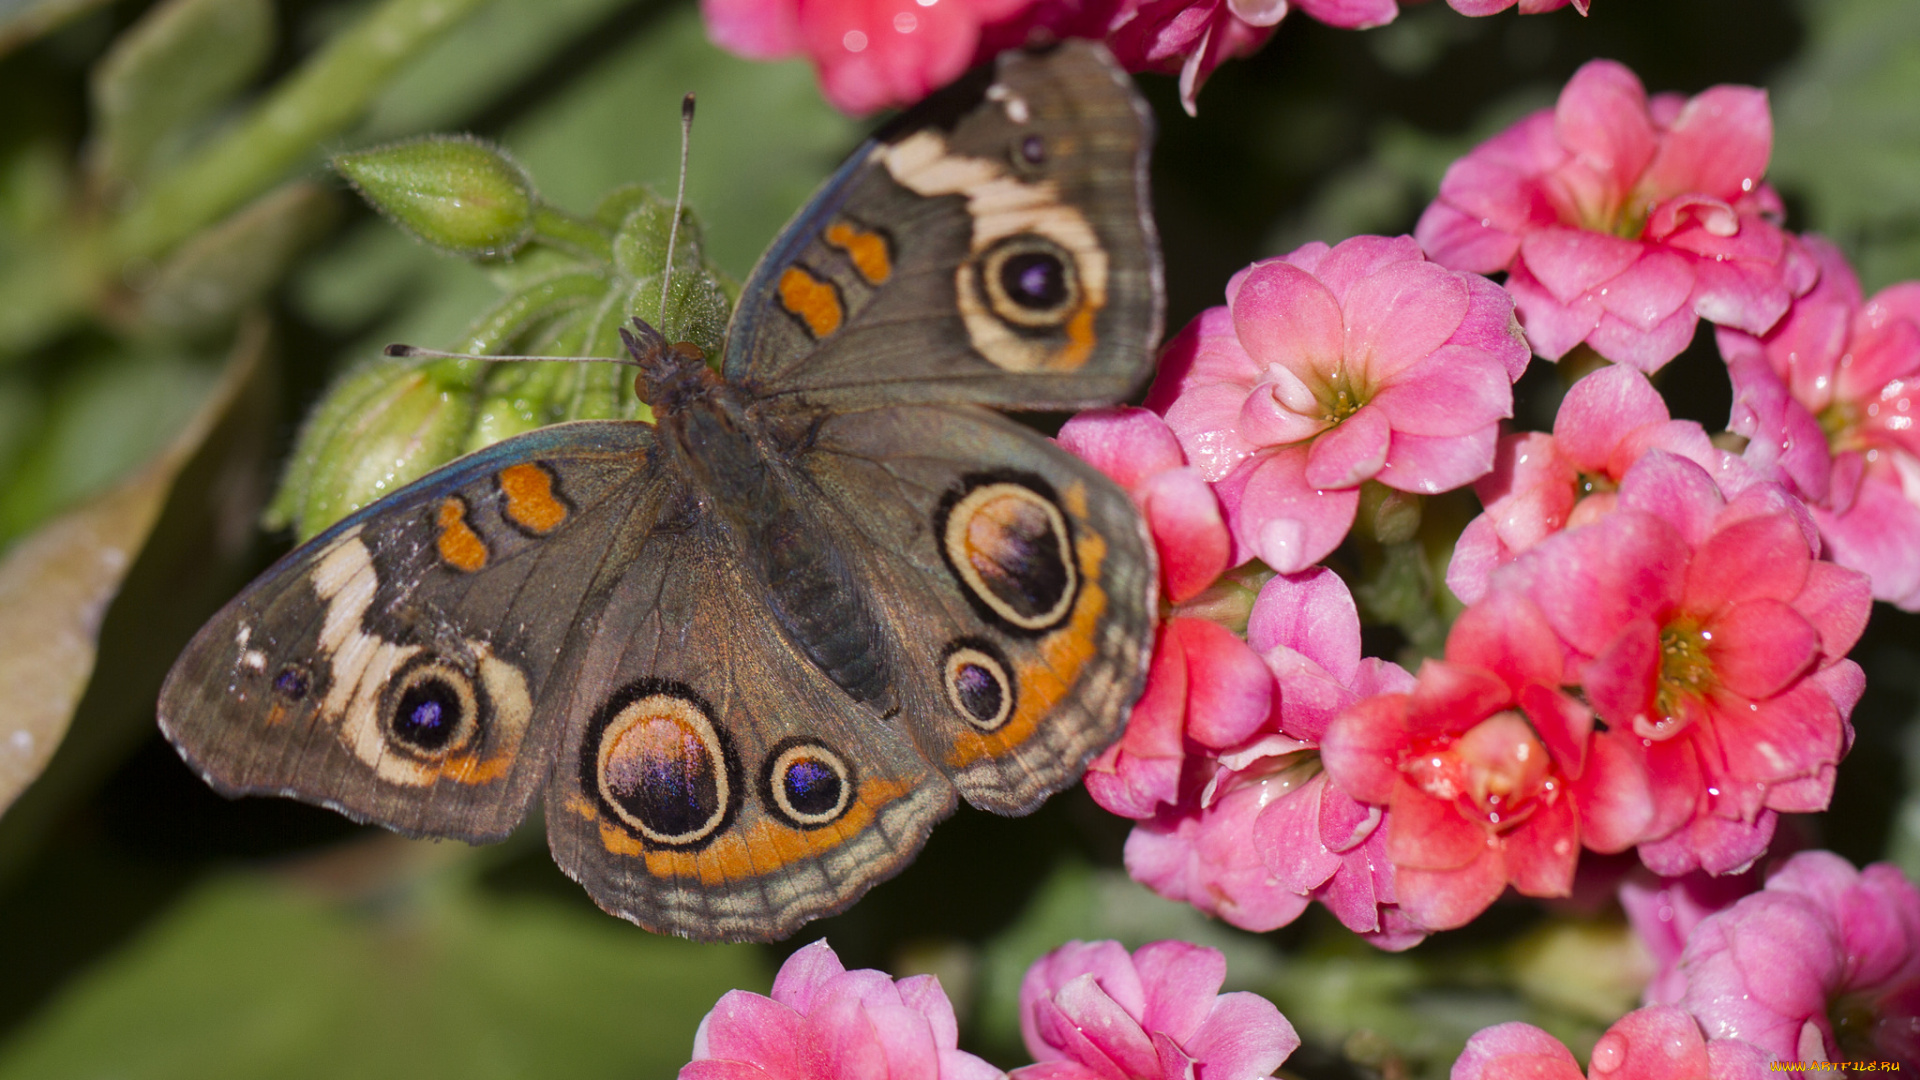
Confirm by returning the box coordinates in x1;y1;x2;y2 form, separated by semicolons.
1668;851;1920;1067
1442;0;1585;13
1060;407;1232;605
1447;363;1751;604
1124;570;1424;946
1417;60;1817;373
683;939;1004;1080
1014;940;1299;1080
702;0;1036;115
1619;867;1761;1005
1320;587;1594;930
1148;235;1529;574
1452;1007;1769;1080
1503;451;1870;875
1722;235;1920;610
1084;616;1276;820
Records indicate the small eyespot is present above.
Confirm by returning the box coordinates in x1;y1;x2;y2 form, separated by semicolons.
978;234;1080;330
1020;134;1045;164
943;642;1015;732
273;664;310;701
384;659;484;760
763;739;855;829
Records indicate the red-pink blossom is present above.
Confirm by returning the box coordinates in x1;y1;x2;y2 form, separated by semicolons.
1448;363;1752;604
1452;1007;1769;1080
1619;867;1761;1006
1502;451;1870;876
1148;235;1529;574
1060;407;1232;605
1084;616;1275;820
1319;587;1593;930
1441;0;1584;13
702;0;1036;116
1722;235;1920;610
1669;851;1920;1067
682;939;1003;1080
1013;940;1299;1080
1417;60;1817;373
1123;570;1423;946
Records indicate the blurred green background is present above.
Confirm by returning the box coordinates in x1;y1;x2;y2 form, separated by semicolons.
0;0;1917;1075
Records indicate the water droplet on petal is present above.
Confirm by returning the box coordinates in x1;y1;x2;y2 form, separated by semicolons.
843;29;868;51
1591;1032;1627;1073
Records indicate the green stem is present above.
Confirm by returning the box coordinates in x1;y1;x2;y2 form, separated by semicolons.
529;204;614;264
108;0;491;263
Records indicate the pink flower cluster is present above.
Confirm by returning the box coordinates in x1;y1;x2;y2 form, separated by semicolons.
1457;852;1920;1078
703;0;1586;116
1045;53;1905;947
682;938;1299;1080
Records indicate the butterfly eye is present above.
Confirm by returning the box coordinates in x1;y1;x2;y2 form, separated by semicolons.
942;642;1015;732
978;234;1081;330
592;686;735;847
763;740;855;829
385;659;484;760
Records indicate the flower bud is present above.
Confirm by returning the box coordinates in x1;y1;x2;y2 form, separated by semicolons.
334;136;536;258
267;358;476;540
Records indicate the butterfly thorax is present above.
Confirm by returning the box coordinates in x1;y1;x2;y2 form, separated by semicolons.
640;331;902;720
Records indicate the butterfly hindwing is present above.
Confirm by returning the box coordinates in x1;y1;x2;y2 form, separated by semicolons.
795;403;1158;814
722;42;1161;412
541;511;958;942
159;421;661;841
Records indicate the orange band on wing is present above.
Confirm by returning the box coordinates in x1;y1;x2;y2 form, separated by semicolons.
435;497;488;572
498;462;568;534
943;527;1110;770
824;222;893;285
778;266;844;338
575;777;917;884
1051;304;1098;371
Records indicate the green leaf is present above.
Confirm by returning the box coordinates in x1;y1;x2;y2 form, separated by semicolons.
136;180;341;336
0;346;221;545
1771;0;1920;290
266;356;480;541
0;856;768;1080
0;317;268;817
87;0;275;192
0;0;111;58
336;136;538;259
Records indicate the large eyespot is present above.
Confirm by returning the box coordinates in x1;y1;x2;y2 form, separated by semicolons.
383;658;485;760
978;234;1081;331
587;682;738;849
937;475;1078;633
762;739;855;829
942;640;1015;732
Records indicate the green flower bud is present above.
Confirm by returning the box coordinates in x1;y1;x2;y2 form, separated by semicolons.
334;136;536;259
1357;480;1422;546
268;357;477;540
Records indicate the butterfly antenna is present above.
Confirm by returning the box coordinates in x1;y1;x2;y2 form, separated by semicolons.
382;344;639;367
658;92;695;327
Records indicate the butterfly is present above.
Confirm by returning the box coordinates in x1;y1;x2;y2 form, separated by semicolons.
159;41;1163;942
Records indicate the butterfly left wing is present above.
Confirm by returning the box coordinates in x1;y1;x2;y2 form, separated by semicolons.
538;508;959;942
794;402;1158;815
159;421;662;842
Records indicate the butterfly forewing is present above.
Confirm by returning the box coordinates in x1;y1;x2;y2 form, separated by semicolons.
721;42;1162;412
159;422;662;842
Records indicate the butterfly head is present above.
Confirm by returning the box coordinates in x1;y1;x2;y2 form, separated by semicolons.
622;318;715;416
